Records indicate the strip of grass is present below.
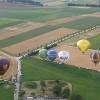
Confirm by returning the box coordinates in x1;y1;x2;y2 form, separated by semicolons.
22;57;100;100
62;17;100;30
0;84;14;100
0;19;22;29
89;34;100;50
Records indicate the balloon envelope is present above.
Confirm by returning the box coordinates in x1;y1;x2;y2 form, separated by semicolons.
77;39;90;53
39;49;48;59
0;56;10;75
58;51;70;64
47;50;57;61
90;51;100;64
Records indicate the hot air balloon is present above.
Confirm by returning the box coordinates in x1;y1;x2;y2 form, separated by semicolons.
0;56;10;75
77;39;90;53
39;49;48;59
58;51;70;64
90;51;100;65
47;50;57;62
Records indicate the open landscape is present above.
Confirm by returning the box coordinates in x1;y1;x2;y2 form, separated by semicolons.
0;1;100;100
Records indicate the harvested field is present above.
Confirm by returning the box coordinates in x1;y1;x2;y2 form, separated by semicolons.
55;44;100;71
0;22;46;40
2;28;78;55
0;51;17;80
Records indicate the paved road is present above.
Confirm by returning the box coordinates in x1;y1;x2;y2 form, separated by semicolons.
14;57;21;100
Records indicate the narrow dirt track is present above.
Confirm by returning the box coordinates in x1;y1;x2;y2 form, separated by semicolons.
0;22;46;40
2;28;78;55
55;44;100;71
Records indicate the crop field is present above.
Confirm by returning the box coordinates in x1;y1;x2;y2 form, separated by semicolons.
0;83;14;100
61;17;100;29
0;18;22;29
0;5;100;100
0;7;100;22
0;7;100;55
89;34;100;49
0;16;99;55
22;58;100;100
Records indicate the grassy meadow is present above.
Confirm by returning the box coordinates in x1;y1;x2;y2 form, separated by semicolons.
89;34;100;50
0;83;14;100
22;58;100;100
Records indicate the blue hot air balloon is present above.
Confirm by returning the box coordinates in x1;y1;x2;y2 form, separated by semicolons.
47;50;57;62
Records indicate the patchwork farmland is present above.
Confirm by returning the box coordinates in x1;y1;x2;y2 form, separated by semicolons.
0;3;100;100
0;7;100;55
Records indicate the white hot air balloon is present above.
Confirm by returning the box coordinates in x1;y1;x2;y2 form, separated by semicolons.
58;51;70;64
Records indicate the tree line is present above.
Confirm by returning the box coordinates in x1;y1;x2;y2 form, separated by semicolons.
0;0;43;6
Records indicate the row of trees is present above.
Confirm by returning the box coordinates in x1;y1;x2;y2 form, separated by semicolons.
0;0;43;6
68;3;100;7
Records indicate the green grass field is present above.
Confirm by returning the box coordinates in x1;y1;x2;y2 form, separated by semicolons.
89;34;100;50
62;17;100;30
0;84;14;100
22;58;100;100
0;18;22;29
0;7;100;22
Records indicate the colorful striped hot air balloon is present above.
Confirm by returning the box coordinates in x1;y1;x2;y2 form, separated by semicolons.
90;51;100;65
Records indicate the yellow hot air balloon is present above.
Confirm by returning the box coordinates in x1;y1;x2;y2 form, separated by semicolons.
77;39;90;53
